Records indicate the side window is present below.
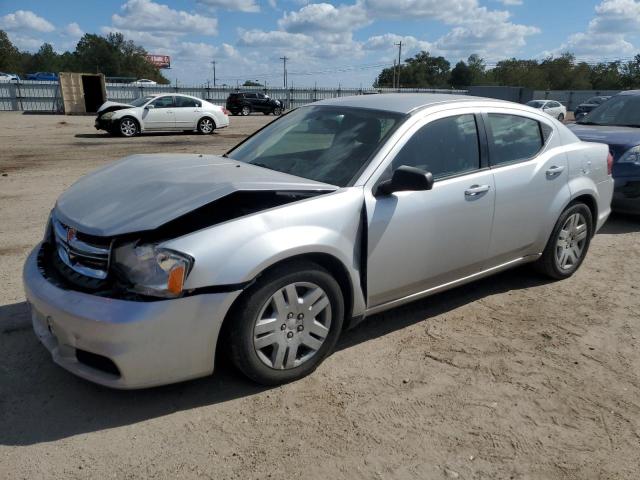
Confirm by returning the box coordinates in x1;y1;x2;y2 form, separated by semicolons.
150;96;174;109
486;114;543;167
391;114;480;180
176;96;199;108
245;93;257;99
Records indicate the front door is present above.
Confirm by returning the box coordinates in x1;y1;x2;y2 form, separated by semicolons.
143;95;176;129
366;112;496;308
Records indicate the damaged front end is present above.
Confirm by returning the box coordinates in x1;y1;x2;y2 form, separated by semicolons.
95;101;137;131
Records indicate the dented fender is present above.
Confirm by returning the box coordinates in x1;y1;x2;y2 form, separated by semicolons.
163;188;367;317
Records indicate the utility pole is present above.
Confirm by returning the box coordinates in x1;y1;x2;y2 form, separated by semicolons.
211;60;216;87
392;59;396;89
394;41;403;90
280;56;288;88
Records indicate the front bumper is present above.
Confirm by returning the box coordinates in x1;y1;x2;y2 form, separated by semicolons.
94;117;114;131
23;245;242;389
612;177;640;214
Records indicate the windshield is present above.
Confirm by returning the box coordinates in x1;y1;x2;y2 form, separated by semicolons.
526;100;545;108
130;96;155;107
578;95;640;127
227;105;405;186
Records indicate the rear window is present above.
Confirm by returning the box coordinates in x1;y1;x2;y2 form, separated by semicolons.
176;96;200;108
487;114;544;167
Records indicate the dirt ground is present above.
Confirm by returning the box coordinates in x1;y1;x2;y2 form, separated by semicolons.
1;111;639;480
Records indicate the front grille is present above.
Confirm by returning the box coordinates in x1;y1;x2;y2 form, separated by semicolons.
51;217;112;285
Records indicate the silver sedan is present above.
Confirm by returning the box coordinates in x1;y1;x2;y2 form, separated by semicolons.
24;94;614;388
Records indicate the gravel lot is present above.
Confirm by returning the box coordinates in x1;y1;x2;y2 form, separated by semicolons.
1;111;639;480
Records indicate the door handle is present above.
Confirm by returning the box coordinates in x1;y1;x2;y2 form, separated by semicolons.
465;184;491;197
546;165;565;177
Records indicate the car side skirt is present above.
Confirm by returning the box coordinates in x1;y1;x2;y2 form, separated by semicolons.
364;254;541;316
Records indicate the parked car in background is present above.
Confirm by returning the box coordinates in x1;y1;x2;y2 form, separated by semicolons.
95;94;229;137
569;90;640;214
0;72;20;81
130;79;157;86
25;94;613;389
226;92;283;116
26;72;58;81
526;100;567;121
574;96;611;121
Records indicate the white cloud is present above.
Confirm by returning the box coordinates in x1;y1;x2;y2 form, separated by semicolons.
364;33;432;54
549;0;640;58
238;29;314;47
197;0;260;12
111;0;218;36
63;22;84;38
0;10;55;32
5;33;45;51
498;0;523;5
279;2;370;34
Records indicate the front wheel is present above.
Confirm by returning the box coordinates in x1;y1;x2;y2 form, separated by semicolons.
273;107;283;116
229;261;344;385
534;203;593;279
118;117;138;137
197;117;215;134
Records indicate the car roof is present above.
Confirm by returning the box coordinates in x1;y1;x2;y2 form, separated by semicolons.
617;90;640;96
312;93;502;114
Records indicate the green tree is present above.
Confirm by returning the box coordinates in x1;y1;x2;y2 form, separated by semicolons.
589;61;622;90
467;54;486;85
450;61;473;88
0;30;21;72
26;43;60;73
242;80;262;86
621;55;640;89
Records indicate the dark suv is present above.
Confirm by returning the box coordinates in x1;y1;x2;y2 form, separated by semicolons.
226;92;283;116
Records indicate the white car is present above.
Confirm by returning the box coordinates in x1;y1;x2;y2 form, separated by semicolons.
95;94;230;137
526;100;567;121
131;79;157;86
0;72;19;82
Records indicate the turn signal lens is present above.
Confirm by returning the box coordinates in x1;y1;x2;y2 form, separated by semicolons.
607;152;614;176
167;264;186;295
222;108;230;116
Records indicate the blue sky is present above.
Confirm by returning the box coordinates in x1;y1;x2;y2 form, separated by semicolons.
2;0;639;87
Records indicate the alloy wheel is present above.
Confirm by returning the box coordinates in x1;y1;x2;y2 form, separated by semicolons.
273;107;282;116
253;282;332;370
199;118;214;134
555;212;588;270
120;119;137;137
241;106;250;116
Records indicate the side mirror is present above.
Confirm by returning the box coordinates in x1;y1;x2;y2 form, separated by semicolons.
145;104;155;109
375;165;434;196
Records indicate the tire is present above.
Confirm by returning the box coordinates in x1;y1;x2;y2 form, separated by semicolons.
229;260;344;385
534;202;593;279
273;107;282;116
118;117;138;137
558;113;565;122
241;105;251;116
197;117;215;134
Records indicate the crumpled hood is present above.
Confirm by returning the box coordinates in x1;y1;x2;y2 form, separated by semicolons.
97;100;135;115
54;154;337;237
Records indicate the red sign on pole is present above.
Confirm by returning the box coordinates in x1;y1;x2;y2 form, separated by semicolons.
146;55;171;69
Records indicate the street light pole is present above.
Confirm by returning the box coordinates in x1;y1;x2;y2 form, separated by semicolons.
280;56;288;88
211;60;216;87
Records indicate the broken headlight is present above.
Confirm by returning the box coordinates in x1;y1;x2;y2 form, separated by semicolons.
100;111;116;120
113;243;193;298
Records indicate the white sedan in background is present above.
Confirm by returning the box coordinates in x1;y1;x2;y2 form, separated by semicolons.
130;79;157;86
95;94;230;137
526;100;567;121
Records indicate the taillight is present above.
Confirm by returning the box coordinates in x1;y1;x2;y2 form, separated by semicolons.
607;152;614;175
222;108;230;116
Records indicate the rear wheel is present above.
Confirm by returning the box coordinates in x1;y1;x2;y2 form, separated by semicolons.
558;113;565;121
241;105;251;116
197;117;215;134
273;107;283;116
118;117;138;137
229;261;344;385
534;203;593;279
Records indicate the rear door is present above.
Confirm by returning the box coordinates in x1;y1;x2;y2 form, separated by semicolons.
365;110;496;308
483;110;570;265
174;96;201;129
143;95;176;129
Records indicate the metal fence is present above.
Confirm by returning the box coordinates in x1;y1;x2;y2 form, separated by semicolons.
0;80;467;113
532;90;621;111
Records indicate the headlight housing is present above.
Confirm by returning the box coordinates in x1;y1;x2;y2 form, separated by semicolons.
100;111;116;120
619;146;640;165
113;243;193;298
